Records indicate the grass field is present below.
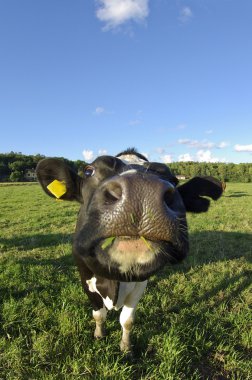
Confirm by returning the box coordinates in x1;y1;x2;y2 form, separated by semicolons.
0;182;251;380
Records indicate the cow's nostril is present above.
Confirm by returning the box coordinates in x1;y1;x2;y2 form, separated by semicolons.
103;182;123;204
164;186;175;206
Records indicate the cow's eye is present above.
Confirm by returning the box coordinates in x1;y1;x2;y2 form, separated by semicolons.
84;165;95;177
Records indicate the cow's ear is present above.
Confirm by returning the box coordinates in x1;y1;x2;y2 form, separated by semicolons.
36;158;83;203
177;176;223;213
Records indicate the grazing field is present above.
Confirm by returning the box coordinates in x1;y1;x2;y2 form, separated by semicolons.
0;182;251;380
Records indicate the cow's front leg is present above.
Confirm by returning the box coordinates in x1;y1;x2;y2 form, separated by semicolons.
93;306;107;339
119;280;148;354
119;305;135;353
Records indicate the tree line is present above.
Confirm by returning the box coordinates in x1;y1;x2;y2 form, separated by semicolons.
0;152;84;182
169;161;252;183
0;152;251;182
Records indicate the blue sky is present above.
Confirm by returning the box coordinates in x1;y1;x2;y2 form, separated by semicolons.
0;0;251;163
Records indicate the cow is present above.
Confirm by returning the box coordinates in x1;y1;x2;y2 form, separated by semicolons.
36;148;223;355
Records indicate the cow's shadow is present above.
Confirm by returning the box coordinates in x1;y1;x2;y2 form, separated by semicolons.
225;192;250;197
0;233;73;252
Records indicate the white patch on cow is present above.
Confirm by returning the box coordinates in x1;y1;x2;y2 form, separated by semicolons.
104;296;114;310
109;245;156;274
120;305;134;326
118;154;146;165
86;276;114;310
115;282;136;310
120;169;137;176
86;277;97;293
93;306;107;323
115;280;147;310
93;306;107;338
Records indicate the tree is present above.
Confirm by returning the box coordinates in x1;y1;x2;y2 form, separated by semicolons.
8;161;25;172
218;164;228;181
10;171;23;182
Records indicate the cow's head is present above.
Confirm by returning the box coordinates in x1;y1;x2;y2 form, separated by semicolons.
36;148;223;281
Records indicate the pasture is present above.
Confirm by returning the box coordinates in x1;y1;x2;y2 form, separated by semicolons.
0;182;251;379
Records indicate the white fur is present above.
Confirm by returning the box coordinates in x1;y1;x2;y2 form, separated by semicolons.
109;245;155;274
115;280;147;310
93;306;107;339
86;277;114;310
120;169;137;175
118;154;146;165
93;306;107;322
86;277;97;293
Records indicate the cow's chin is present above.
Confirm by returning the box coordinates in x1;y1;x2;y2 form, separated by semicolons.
83;236;188;282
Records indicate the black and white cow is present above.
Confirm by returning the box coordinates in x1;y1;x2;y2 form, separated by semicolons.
36;148;223;354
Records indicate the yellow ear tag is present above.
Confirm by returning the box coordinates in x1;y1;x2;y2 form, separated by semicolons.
47;179;67;199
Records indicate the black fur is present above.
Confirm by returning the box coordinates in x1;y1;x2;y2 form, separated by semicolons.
36;158;83;202
177;176;223;213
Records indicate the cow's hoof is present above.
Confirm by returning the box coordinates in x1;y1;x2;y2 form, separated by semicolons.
94;334;105;340
94;326;106;339
120;340;133;358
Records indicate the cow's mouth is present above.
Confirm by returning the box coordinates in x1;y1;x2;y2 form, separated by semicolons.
76;231;188;281
100;235;153;253
99;236;156;274
87;235;188;281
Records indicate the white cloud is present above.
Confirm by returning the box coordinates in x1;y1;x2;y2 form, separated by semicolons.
160;154;173;163
96;0;149;30
98;149;108;155
82;150;94;162
196;150;215;162
196;150;227;163
216;141;229;149
95;106;105;115
178;139;215;149
177;150;227;162
179;6;193;23
205;129;213;134
178;138;228;150
234;144;252;152
178;153;193;162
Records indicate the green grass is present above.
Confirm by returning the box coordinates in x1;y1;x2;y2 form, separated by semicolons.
0;182;251;379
